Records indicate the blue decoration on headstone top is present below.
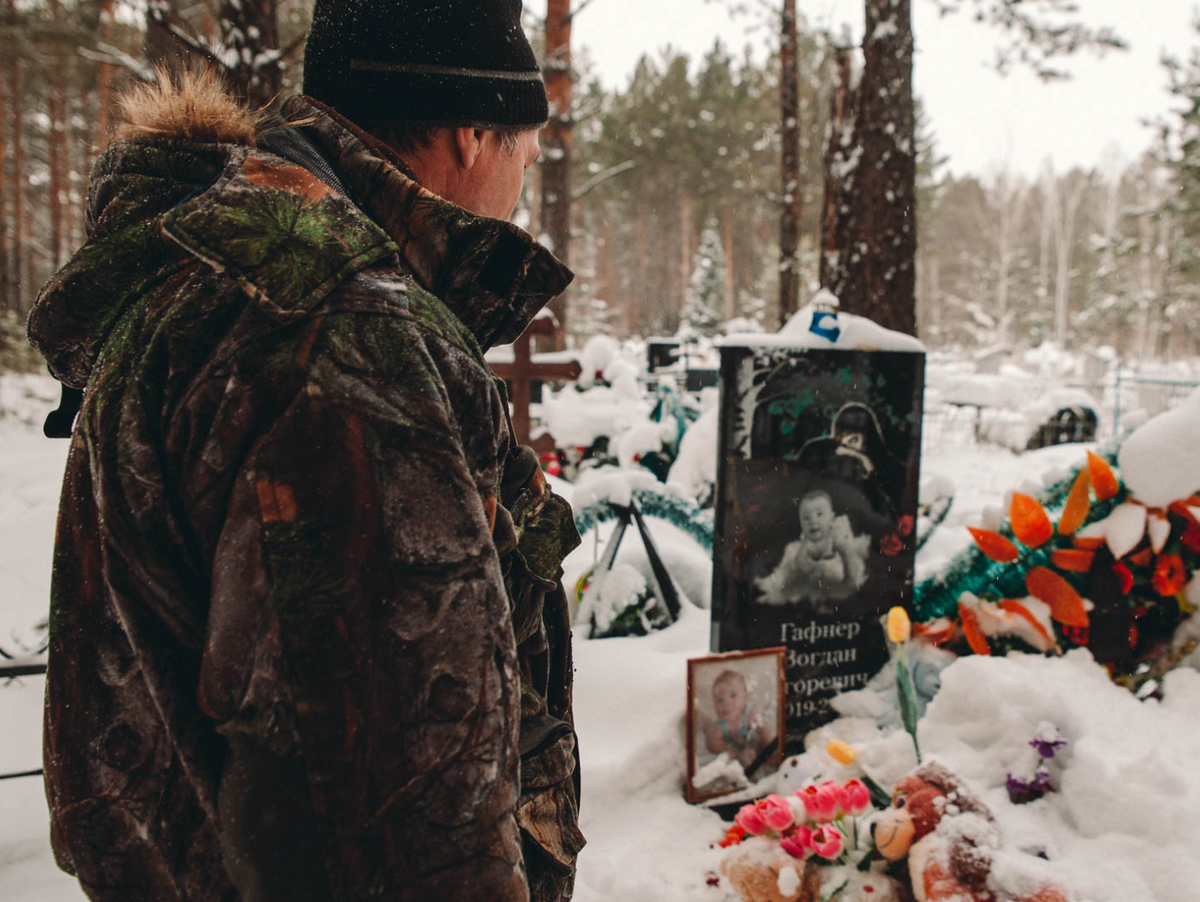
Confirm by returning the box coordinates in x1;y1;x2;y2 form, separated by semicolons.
809;289;841;342
809;312;840;342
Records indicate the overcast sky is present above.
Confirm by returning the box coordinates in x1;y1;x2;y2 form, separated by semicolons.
529;0;1197;181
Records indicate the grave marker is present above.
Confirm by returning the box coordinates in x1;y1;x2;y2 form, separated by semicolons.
710;342;925;750
491;315;582;453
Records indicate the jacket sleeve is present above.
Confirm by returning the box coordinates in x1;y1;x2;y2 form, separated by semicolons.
197;343;528;902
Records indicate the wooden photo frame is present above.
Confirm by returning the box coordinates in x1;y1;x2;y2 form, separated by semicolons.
686;647;786;804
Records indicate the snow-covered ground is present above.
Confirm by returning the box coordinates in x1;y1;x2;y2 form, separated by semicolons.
3;369;1200;902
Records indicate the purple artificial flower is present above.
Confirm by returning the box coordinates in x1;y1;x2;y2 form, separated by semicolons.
1029;729;1067;760
1029;769;1054;793
1005;774;1029;795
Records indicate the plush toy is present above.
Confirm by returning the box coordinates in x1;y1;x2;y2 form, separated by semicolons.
872;763;1067;902
718;837;822;902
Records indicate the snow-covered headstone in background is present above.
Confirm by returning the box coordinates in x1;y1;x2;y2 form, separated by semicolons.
711;294;926;751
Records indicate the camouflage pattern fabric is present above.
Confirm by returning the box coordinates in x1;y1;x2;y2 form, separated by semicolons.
27;89;579;902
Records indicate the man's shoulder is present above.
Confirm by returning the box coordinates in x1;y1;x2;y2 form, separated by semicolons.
324;266;486;363
163;147;398;324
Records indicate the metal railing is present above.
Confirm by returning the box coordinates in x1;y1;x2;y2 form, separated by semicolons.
1;643;47;781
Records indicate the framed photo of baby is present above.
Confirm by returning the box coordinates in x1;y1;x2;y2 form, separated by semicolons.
686;647;786;804
710;344;924;748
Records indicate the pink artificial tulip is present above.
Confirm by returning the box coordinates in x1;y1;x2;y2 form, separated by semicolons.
779;825;814;859
809;824;845;859
819;780;847;817
842;779;871;816
755;794;795;832
796;782;840;822
735;803;768;836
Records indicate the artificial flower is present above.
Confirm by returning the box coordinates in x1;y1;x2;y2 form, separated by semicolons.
1151;554;1187;597
842;779;871;816
1029;729;1067;759
1148;512;1172;554
1061;623;1089;646
880;532;903;556
718;825;746;848
897;514;915;537
1010;492;1053;547
754;794;795;832
825;739;856;766
1104;502;1148;560
734;803;767;836
1111;561;1134;595
809;824;845;859
1005;773;1030;795
819;780;847;817
779;825;814;859
886;606;911;643
1183;520;1200;554
795;782;840;823
968;526;1020;562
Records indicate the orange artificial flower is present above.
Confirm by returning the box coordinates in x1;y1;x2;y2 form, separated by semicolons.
1151;554;1187;597
1087;451;1120;502
1010;493;1053;547
718;825;746;848
968;527;1019;562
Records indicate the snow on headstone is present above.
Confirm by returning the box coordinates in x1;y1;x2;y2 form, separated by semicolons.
1117;386;1200;507
720;291;925;354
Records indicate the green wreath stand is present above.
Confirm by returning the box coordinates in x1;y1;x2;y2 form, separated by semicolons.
572;484;715;553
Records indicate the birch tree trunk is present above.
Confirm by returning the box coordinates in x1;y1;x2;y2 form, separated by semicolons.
1052;174;1087;345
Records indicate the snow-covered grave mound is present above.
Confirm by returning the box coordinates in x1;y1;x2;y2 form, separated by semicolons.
568;615;1200;901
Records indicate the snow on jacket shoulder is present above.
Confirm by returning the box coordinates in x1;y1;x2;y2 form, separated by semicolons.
27;79;573;902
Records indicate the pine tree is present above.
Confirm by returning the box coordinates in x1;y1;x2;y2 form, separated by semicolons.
571;287;617;341
681;219;727;336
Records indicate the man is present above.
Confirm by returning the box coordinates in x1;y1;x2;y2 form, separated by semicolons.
26;1;583;900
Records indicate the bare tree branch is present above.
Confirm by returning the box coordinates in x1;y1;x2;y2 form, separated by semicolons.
164;20;223;68
79;43;157;83
572;160;635;201
567;0;599;23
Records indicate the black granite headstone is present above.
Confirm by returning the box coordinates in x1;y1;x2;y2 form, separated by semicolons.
710;344;925;751
648;340;682;372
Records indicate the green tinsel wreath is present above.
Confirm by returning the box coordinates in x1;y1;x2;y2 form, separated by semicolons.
572;486;714;552
912;444;1125;622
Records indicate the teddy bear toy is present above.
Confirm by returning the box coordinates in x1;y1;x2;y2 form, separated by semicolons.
719;838;823;902
872;762;1067;902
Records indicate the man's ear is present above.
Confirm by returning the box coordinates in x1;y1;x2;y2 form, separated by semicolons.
454;127;485;170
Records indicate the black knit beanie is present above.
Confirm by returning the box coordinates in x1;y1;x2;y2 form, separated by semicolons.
303;0;549;131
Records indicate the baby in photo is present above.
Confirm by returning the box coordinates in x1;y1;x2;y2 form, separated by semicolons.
755;489;869;604
704;669;771;768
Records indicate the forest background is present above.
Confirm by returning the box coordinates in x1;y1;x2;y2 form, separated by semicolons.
0;0;1198;369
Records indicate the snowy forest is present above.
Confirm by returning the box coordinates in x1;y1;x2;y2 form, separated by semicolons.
0;0;1197;362
6;3;1200;902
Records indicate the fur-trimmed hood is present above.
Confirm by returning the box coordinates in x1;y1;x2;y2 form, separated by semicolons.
29;72;571;389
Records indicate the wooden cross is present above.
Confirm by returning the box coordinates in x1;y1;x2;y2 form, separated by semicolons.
491;315;582;453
